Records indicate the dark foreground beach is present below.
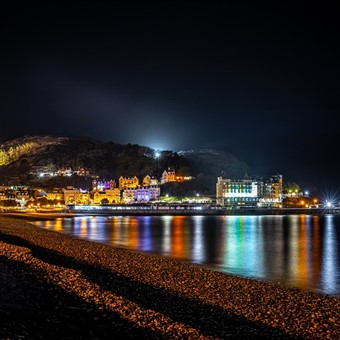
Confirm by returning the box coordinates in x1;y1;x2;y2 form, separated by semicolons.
0;217;339;339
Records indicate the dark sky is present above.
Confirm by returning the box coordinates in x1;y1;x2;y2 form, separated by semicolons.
1;1;339;189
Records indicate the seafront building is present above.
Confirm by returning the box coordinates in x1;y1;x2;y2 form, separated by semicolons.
216;174;283;207
216;176;259;206
0;187;35;207
63;187;81;205
123;186;160;203
258;174;283;207
93;188;121;204
45;189;64;202
14;189;31;201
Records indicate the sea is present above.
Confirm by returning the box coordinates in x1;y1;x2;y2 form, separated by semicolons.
33;214;340;297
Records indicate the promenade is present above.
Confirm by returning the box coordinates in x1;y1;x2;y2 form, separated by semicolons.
2;204;339;219
0;217;339;339
57;204;340;216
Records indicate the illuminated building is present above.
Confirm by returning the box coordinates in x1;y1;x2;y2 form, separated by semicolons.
161;169;176;184
216;176;259;206
135;187;154;203
15;189;31;201
150;177;159;186
0;191;6;201
142;175;159;187
161;169;193;184
105;189;121;203
118;176;139;190
63;187;80;205
216;174;283;207
93;188;120;204
56;167;73;177
258;174;283;207
75;167;91;176
0;189;18;206
45;189;64;201
92;179;115;191
62;187;91;205
123;186;160;203
123;188;135;203
77;191;90;205
93;191;106;204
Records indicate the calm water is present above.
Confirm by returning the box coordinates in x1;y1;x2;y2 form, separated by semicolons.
34;214;340;297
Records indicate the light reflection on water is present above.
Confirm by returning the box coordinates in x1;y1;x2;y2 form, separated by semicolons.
34;214;340;296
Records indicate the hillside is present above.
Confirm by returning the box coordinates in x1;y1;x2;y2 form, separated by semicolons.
0;136;250;194
178;149;249;179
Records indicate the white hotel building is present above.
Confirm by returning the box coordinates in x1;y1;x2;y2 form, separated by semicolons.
216;174;283;207
216;177;259;206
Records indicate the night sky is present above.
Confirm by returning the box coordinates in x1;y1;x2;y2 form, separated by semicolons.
1;1;339;189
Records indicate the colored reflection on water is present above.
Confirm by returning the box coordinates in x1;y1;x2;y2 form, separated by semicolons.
34;214;340;296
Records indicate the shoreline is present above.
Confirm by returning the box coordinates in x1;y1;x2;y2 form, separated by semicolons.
0;217;339;339
1;207;339;221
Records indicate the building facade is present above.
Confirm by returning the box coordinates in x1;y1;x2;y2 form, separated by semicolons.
92;179;115;191
63;187;80;205
142;175;159;187
123;186;160;203
216;174;283;207
258;175;283;207
45;190;64;201
216;177;259;206
118;176;139;190
161;169;176;184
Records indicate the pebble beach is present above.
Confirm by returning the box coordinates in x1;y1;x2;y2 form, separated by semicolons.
0;216;339;339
